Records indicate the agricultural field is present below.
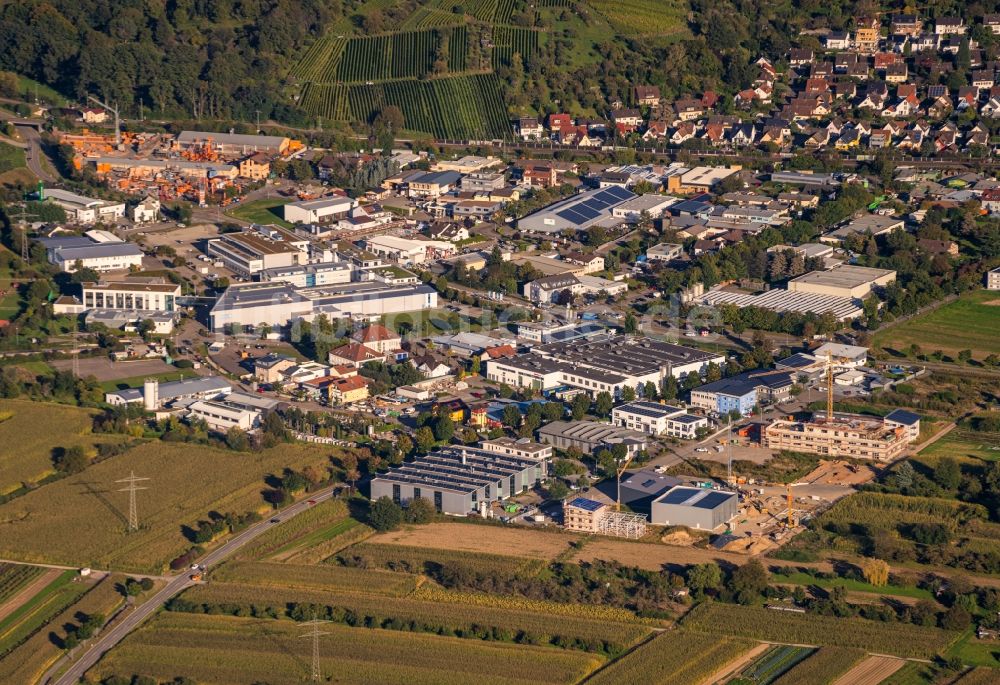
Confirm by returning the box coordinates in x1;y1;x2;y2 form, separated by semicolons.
225;197;293;229
334;27;468;82
0;399;127;496
874;289;1000;361
492;26;540;67
366;521;577;561
587;0;689;36
89;612;603;685
290;35;348;82
681;602;958;658
585;631;754;685
213;561;421;597
737;644;815;684
0;562;44;609
918;428;1000;464
234;497;369;563
0;141;27;175
771;646;867;685
0;441;337;573
829;655;906;685
178;579;650;655
945;631;1000;669
0;568;88;658
0;573;124;684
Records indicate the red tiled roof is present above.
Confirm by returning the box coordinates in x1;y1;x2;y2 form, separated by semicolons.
352;323;399;343
329;343;382;362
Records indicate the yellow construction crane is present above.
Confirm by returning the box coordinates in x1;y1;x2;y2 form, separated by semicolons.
615;453;635;512
826;351;834;421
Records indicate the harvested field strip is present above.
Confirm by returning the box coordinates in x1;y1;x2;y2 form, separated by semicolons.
956;668;1000;685
337;540;548;575
235;499;349;561
0;569;82;656
366;521;578;560
681;603;957;659
739;644;814;684
585;630;754;685
0;574;123;684
0;567;58;622
830;655;905;685
177;581;650;655
0;563;44;606
91;613;601;685
213;561;419;597
771;647;868;685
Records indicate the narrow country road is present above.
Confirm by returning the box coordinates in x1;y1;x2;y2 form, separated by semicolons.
45;486;338;685
15;125;57;183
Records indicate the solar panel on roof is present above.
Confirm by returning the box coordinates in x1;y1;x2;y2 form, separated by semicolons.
569;497;605;512
659;487;702;505
576;206;600;220
604;185;634;201
694;492;734;509
558;208;588;224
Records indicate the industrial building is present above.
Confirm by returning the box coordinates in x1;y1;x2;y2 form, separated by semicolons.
763;414;910;461
282;196;356;224
537;420;648;456
645;243;684;262
176;130;292;156
611;194;678;222
562;497;647;539
209;280;437;332
518;185;636;234
206;226;310;277
690;371;795;416
611;402;708;439
821;215;905;243
89;157;237;181
364;235;455;265
486;334;725;398
186;392;278;433
40;234;144;273
479;437;553;462
81;279;180;312
369;445;547;515
650;486;738;530
104;376;232;408
514;319;607;344
258;261;353;288
697;287;864;320
45;188;126;225
618;470;684;513
787;265;896;299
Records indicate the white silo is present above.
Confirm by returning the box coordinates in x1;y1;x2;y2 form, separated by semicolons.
143;378;159;411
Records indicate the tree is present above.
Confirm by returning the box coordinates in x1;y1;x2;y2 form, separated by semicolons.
571;393;590;420
433;414;455;442
940;604;971;631
501;404;522;428
404;496;436;523
621;386;636;402
547;479;570;500
623;312;638;334
594;391;613;417
729;558;769;604
934;457;961;490
368;497;404;531
225;427;249;451
861;557;890;587
686;562;722;596
53;445;88;474
414;426;435;453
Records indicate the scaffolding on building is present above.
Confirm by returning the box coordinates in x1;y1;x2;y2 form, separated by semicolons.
597;510;648;539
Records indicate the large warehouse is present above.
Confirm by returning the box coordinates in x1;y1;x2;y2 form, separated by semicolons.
787;265;896;299
650;486;738;529
697;288;864;321
369;445;547;515
209;280;437;332
177;130;292;156
537;420;648;456
485;334;725;397
518;186;636;234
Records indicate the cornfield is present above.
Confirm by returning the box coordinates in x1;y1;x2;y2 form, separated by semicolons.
335;541;544;576
771;646;867;685
681;603;956;659
93;612;602;685
587;0;688;36
0;564;43;605
213;561;419;597
177;580;650;655
586;631;755;685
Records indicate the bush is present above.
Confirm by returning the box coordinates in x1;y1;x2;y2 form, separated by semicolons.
369;496;404;531
404;497;436;524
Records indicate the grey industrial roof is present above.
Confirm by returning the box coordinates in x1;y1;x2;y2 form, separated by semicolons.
520;186;636;233
620;470;683;496
53;243;143;261
108;375;231;402
371;447;538;495
412;170;462;186
178;130;287;147
789;265;895;290
656;486;737;509
699;288;863;320
538;420;648;445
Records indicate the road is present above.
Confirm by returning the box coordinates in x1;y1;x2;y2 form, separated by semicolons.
45;486;338;685
15;124;56;182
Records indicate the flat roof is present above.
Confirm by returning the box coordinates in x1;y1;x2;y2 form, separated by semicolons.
614;401;686;419
84;280;180;294
178;130;289;147
567;497;606;512
885;408;921;425
699;289;863;320
789;265;895;290
53;243;143;261
656;486;737;509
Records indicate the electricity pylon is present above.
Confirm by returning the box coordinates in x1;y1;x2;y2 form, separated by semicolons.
299;618;331;682
115;471;150;532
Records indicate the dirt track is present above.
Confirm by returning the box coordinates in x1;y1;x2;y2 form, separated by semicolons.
831;655;905;685
697;642;768;685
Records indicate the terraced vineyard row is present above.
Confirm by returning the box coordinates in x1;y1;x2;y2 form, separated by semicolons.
0;564;43;606
300;74;511;140
291;36;348;82
335;27;468;82
492;26;540;67
403;7;467;29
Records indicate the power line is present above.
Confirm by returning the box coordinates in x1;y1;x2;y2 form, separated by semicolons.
115;471;150;532
298;618;331;682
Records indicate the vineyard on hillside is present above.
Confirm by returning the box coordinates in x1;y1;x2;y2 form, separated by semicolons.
300;74;511;140
492;26;539;67
290;36;348;83
332;27;468;82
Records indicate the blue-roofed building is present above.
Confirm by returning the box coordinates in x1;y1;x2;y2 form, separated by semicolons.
884;408;921;442
651;485;738;529
518;186;636;234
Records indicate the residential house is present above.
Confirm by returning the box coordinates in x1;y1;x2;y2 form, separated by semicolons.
789;48;814;66
612;108;643;133
328;342;386;368
351;323;401;354
238;152;271;180
329;376;370;405
673;98;704;122
985;14;1000;35
824;31;851;50
891;13;921;36
519;116;544;140
635;85;662;107
934;16;965;35
854;16;881;52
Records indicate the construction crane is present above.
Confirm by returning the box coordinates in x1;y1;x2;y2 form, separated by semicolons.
786;484;794;527
87;94;121;147
615;453;635;512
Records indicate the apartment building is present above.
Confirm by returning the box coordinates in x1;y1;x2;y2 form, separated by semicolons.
763;414;909;461
611;401;708;439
